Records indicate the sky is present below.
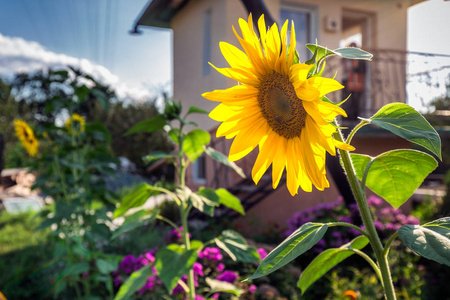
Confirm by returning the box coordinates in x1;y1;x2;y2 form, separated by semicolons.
0;0;172;101
0;0;450;108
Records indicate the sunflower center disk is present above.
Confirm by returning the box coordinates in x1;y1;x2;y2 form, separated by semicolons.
258;72;306;139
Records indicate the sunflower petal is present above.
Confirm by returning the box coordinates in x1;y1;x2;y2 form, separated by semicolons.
271;135;287;189
252;132;277;184
309;77;344;97
220;42;252;69
202;85;258;102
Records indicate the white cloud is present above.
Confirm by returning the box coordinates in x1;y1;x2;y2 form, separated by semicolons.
0;33;154;101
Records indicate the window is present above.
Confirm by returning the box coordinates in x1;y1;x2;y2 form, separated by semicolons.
192;154;206;184
280;4;318;62
202;9;212;76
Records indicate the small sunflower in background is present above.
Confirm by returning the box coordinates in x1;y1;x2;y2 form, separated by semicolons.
14;119;39;157
65;113;86;135
203;14;354;196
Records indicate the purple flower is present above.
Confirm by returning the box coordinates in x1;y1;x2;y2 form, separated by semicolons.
216;270;238;284
368;196;382;206
216;263;225;272
374;220;384;231
199;247;223;262
195;296;205;300
405;215;419;225
193;262;204;276
249;284;257;293
257;248;268;260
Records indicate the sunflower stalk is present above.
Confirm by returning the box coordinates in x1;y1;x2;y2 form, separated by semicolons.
177;120;196;300
333;129;397;300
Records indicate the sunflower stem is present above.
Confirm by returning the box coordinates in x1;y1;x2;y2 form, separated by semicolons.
333;129;397;300
345;119;369;145
176;123;196;300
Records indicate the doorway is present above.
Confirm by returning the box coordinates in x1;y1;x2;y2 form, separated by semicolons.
340;10;375;119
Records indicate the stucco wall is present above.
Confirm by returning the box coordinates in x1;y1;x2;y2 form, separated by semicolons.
170;0;416;235
171;0;413;132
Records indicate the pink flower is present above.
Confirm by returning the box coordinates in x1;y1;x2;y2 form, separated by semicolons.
257;248;268;260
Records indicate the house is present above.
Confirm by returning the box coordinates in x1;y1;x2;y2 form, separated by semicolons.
133;0;421;234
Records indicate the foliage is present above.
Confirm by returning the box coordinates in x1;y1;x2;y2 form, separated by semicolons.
1;69;172;172
84;99;173;172
113;99;251;299
112;243;260;299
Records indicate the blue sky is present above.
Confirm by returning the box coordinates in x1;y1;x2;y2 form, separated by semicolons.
0;0;172;100
0;0;449;107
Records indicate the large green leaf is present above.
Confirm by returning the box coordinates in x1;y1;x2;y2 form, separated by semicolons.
215;230;260;263
114;265;153;300
190;188;220;216
351;150;437;208
248;223;328;280
216;188;245;216
113;183;158;218
205;277;243;296
125;115;167;136
298;236;369;294
155;244;199;293
204;146;246;178
398;217;450;267
183;129;211;161
368;103;441;159
189;188;244;216
111;209;159;240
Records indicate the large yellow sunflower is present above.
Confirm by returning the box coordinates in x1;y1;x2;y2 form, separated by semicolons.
65;113;86;135
202;14;354;196
14;119;39;157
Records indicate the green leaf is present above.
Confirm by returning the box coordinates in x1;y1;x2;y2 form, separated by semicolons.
114;265;153;300
334;47;373;60
351;150;437;208
96;258;119;275
183;129;211;161
168;128;180;144
305;44;337;64
204;146;246;178
113;183;157;218
298;236;369;294
216;188;245;216
155;244;199;293
205;277;243;296
398;217;450;267
69;262;90;276
111;209;159;240
192;188;221;216
215;230;260;263
125;115;167;136
74;84;90;102
187;105;209;115
91;88;109;110
368;103;441;159
423;217;450;238
248;223;328;280
143;151;177;163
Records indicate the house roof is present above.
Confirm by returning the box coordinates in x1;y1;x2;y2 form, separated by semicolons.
133;0;425;31
133;0;190;30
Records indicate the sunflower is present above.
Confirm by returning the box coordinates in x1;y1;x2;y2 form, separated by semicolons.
65;113;86;135
14;119;39;157
202;14;354;196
